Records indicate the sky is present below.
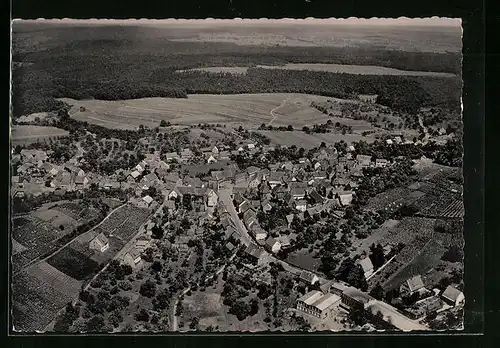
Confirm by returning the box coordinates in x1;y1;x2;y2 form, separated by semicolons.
14;17;461;27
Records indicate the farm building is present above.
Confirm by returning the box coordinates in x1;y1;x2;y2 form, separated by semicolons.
356;154;372;167
252;226;268;241
244;244;265;266
20;149;48;163
337;191;354;206
295;200;307;212
299;270;320;285
356;257;374;279
89;233;109;253
124;248;142;268
358;94;378;103
441;286;465;307
296;290;341;319
265;237;281;253
135;238;151;253
140;195;154;208
375;159;390;168
206;189;218;207
401;275;426;295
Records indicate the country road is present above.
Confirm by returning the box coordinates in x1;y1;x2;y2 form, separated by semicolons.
15;203;128;276
267;96;293;126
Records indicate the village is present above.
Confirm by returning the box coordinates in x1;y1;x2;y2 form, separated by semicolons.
11;105;464;332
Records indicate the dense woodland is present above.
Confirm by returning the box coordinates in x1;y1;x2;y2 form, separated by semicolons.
12;31;461;117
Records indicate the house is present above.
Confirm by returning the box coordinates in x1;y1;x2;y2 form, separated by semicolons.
142;172;160;187
357;257;374;279
246;166;260;178
219;151;230;160
164;199;176;212
165;152;180;162
238;200;252;214
211;145;219;154
265;237;281;253
74;175;89;188
247;143;255;150
20;149;48;163
309;189;324;205
295;200;307;212
135;238;151;253
142;195;154;207
225;241;236;251
129;170;141;180
313;162;322;170
286;214;296;227
296;290;341;319
89;233;109;253
124;248;142;267
356;154;372;167
244;244;265;265
268;171;285;188
314;171;327;180
234;172;248;185
394;136;403;144
441;286;465;307
337;191;354;206
402;275;426;295
386;139;394;145
248;176;261;189
252;226;268;241
206;189;218;207
261;200;273;213
135;161;147;173
358;94;378;103
278;235;291;249
282;161;294;171
291;187;306;200
243;209;257;229
206;155;218;164
299;270;320;285
375;158;389;168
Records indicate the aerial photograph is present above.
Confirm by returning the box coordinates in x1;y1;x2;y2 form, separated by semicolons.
10;17;464;333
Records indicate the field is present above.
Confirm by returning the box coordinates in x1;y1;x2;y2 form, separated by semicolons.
258;64;457;77
59;93;340;130
11;125;69;145
45;204;151;280
178;63;456;77
285;248;321;272
256;130;376;149
47;246;100;280
12;261;81;331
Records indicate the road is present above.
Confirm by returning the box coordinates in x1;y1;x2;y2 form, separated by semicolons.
218;188;327;282
14;203;128;276
267;96;293;126
218;189;252;247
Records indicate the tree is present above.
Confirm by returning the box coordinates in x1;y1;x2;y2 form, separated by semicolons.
151;261;163;273
369;243;385;269
189;317;199;330
135;309;150;322
151;224;164;239
346;264;368;291
139;280;157;298
369;282;385;300
287;125;294;131
86;315;105;332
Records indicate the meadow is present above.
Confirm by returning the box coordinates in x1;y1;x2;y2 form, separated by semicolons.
256;130;376;149
11;125;69;145
180;63;457;78
59;94;337;130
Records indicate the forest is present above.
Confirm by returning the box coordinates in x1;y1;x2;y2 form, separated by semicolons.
12;32;462;117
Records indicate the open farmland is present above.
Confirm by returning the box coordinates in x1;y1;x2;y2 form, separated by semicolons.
59;94;342;130
11;125;69;145
256;63;457;77
12;261;81;331
256;130;376;149
177;66;249;75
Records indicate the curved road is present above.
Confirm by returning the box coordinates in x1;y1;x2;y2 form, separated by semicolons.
267;96;293;126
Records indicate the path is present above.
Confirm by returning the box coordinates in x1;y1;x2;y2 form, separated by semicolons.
171;250;238;331
14;203;128;276
267;96;293;126
418;115;430;144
